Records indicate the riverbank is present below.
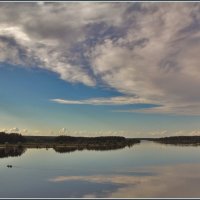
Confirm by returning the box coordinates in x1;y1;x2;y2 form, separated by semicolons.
1;132;200;147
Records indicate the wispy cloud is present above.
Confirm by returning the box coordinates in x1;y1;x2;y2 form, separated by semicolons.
51;96;150;105
114;104;200;116
0;127;27;133
59;128;68;134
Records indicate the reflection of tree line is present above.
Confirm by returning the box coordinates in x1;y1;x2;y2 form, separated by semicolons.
53;143;136;153
0;147;26;158
0;144;135;158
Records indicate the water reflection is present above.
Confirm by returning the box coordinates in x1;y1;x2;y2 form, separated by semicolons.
0;146;26;158
0;143;138;158
49;163;200;198
53;146;78;153
1;141;200;198
0;141;199;160
53;144;135;153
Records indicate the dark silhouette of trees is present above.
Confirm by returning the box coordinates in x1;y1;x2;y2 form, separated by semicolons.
24;136;55;143
54;135;140;147
0;132;141;153
53;145;127;153
53;146;78;153
0;132;26;144
152;136;200;145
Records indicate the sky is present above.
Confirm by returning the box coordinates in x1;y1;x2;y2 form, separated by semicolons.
1;2;200;137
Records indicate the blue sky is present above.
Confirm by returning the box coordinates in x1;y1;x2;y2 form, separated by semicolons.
1;2;200;137
1;63;200;137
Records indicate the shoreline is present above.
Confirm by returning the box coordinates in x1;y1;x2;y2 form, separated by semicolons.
1;133;200;147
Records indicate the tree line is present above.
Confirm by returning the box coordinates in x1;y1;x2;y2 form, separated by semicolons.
153;136;200;145
0;132;26;144
54;135;140;146
0;132;140;147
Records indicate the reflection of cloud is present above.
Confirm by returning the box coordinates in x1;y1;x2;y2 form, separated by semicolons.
49;163;200;198
82;194;96;198
50;175;141;184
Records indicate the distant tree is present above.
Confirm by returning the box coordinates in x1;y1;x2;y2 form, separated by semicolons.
0;132;26;144
54;135;140;146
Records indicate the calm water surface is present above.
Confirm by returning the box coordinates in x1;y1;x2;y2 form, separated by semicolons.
1;141;200;198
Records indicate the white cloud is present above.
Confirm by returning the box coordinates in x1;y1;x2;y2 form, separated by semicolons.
0;3;200;115
148;130;168;137
51;96;150;105
0;127;28;134
115;103;200;116
0;128;8;132
87;3;200;115
59;128;67;134
33;130;40;134
21;129;28;134
0;2;128;86
9;127;19;133
56;129;128;137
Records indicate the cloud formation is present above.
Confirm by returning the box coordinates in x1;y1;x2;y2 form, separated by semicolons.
0;127;21;133
1;3;200;115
